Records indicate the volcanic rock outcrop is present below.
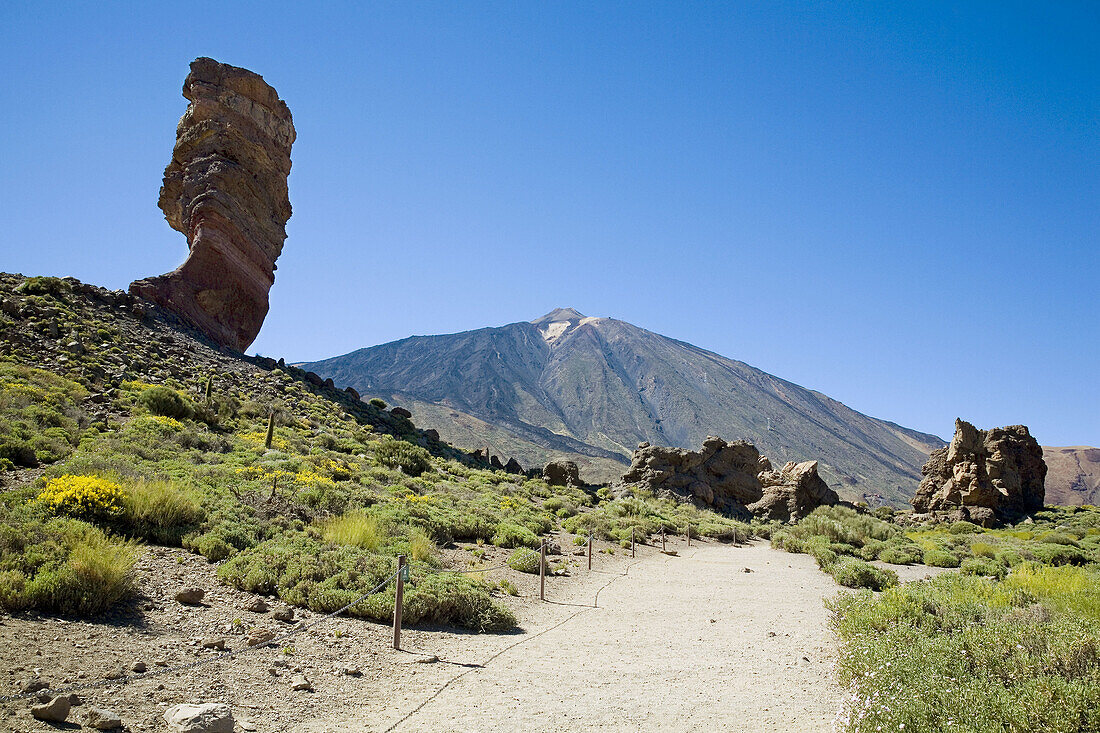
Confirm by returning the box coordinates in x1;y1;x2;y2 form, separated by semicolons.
912;419;1046;525
748;460;841;522
130;57;295;352
620;436;840;521
543;460;581;487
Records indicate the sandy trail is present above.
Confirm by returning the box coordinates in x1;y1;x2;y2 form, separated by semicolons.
307;541;865;733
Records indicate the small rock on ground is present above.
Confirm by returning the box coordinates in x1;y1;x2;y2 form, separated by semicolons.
84;707;123;729
163;702;234;733
30;695;70;722
174;587;205;605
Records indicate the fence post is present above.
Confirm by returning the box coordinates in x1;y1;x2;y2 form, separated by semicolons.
631;527;635;558
686;525;690;547
661;529;666;552
539;541;546;601
587;536;592;570
393;555;406;650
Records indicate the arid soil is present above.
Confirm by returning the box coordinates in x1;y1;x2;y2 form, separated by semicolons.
1;538;942;732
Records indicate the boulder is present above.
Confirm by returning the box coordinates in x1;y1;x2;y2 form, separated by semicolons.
747;460;840;522
163;703;234;733
543;460;581;487
174;587;205;605
912;419;1046;523
424;428;440;442
390;407;412;419
503;457;524;475
84;707;123;730
130;57;295;352
620;437;765;517
30;695;70;722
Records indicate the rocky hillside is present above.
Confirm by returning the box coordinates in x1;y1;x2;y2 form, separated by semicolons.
1044;446;1100;506
301;308;946;505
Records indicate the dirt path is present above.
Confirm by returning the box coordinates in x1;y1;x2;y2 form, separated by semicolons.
308;540;867;733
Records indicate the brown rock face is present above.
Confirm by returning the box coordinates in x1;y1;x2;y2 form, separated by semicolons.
130;57;295;352
748;460;840;523
620;437;840;521
543;460;581;487
912;419;1046;523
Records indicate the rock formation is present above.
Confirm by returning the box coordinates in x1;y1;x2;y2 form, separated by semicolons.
543;460;581;487
912;419;1046;525
748;460;840;522
620;437;839;521
130;57;295;352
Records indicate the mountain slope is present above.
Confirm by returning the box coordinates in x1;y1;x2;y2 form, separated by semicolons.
303;310;946;504
1043;446;1100;506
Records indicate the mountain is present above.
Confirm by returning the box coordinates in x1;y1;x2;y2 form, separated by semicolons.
1043;446;1100;506
301;309;947;505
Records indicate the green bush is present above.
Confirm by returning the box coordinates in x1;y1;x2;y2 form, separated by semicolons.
922;548;960;568
121;478;203;544
139;386;193;420
369;398;387;409
878;544;923;565
1028;542;1091;567
960;556;1008;579
373;437;431;477
830;558;897;591
492;522;539;548
506;547;544;574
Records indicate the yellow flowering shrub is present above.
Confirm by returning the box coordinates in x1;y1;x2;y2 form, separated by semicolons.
37;475;124;520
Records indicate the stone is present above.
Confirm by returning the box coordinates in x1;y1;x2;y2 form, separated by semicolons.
175;587;205;605
20;677;49;694
272;605;294;622
747;460;840;523
130;57;295;353
201;638;227;650
489;455;504;470
424;428;439;442
290;674;313;691
620;437;765;517
543;460;581;487
163;702;234;733
390;406;412;419
30;695;70;722
503;457;524;474
132;661;147;673
243;597;269;613
912;419;1047;523
247;628;275;646
304;371;324;386
340;665;362;676
84;707;123;730
344;386;360;400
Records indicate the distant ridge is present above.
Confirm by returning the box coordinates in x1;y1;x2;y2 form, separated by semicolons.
302;309;947;505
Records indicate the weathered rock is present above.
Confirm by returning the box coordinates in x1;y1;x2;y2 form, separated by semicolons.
272;605;294;622
130;57;295;352
242;597;269;613
424;428;440;442
163;702;234;733
290;674;313;691
201;637;227;650
247;628;275;647
84;707;123;730
31;695;70;722
503;457;524;475
620;437;764;516
912;419;1046;523
543;460;581;487
344;386;360;400
132;661;147;673
747;460;840;522
390;407;412;419
489;455;504;470
174;587;205;605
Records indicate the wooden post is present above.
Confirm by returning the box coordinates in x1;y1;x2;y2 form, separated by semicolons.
661;529;666;552
631;527;635;558
686;525;690;547
393;555;406;650
539;541;546;601
587;536;592;570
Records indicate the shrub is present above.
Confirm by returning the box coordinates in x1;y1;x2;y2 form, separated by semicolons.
878;544;923;565
407;528;435;564
960;556;1007;579
947;521;980;535
37;475;124;521
830;558;897;591
493;522;539;548
922;548;960;568
321;512;385;551
17;276;69;296
369;398;387;409
506;548;544;574
1028;543;1091;567
970;540;997;558
374;438;431;477
138;386;193;420
499;578;518;596
121;478;203;544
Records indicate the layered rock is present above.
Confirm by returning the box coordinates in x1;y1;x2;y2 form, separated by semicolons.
912;419;1046;524
620;436;840;521
620;437;767;517
543;460;581;487
748;460;840;522
130;57;295;352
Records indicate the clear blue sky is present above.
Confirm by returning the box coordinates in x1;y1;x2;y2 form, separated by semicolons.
1;2;1096;446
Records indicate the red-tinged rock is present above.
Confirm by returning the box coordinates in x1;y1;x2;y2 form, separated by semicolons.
130;57;295;352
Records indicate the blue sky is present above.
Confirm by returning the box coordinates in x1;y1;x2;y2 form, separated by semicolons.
1;2;1096;446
